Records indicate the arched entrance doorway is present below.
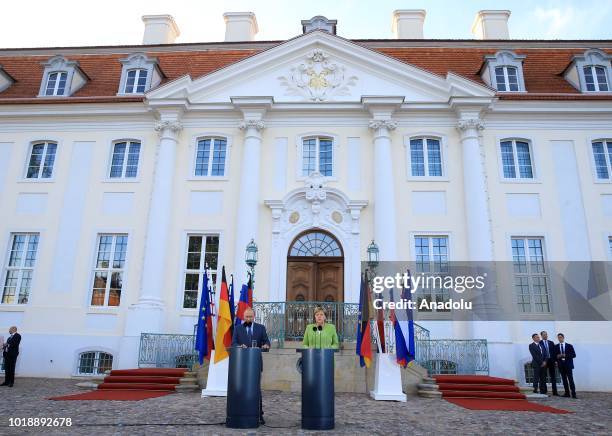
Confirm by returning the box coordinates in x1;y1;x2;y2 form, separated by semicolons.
286;229;344;303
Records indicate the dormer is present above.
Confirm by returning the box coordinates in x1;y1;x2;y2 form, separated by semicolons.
481;50;526;92
38;55;88;97
301;16;337;35
117;53;163;95
0;65;15;93
565;49;612;92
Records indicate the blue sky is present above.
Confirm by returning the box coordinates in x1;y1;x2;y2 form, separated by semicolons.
1;0;611;48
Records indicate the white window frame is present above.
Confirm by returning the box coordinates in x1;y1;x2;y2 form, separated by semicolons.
497;137;539;182
295;133;338;181
571;49;612;93
37;55;86;98
583;65;610;92
494;66;520;92
589;138;612;182
510;236;552;314
117;53;161;96
123;68;148;94
24;141;58;180
89;233;128;308
75;350;114;376
404;134;448;180
107;139;142;179
192;136;229;178
1;232;40;306
180;233;221;311
482;50;526;92
44;71;68;96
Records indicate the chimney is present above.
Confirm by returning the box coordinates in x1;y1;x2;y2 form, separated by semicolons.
471;10;510;39
142;15;180;44
223;12;258;42
392;10;426;39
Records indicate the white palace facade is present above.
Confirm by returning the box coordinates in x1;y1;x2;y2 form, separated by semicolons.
0;10;611;391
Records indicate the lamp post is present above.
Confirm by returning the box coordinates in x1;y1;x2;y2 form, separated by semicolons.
366;239;379;283
245;238;258;288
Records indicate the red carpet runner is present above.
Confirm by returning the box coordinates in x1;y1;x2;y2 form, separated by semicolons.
50;368;188;401
434;375;570;414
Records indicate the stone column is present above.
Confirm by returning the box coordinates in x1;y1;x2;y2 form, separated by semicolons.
369;119;398;261
456;117;493;262
232;119;265;286
128;118;182;334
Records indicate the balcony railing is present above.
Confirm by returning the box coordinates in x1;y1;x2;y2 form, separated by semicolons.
138;333;197;368
417;339;489;375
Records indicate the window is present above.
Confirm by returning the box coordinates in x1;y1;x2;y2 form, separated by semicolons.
117;53;161;95
494;66;519;92
2;233;39;305
26;141;57;179
182;235;219;309
124;69;148;94
583;65;609;92
289;231;342;257
110;141;141;178
90;234;128;307
512;237;550;313
194;138;227;177
77;351;113;375
409;137;443;177
500;139;533;179
44;72;68;96
302;137;333;177
482;51;526;92
414;236;450;312
592;140;612;180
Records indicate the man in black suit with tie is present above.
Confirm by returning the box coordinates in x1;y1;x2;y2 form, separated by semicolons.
540;330;558;396
529;333;547;394
555;333;577;399
231;308;270;424
2;326;21;387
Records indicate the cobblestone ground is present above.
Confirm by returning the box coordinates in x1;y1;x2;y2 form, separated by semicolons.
0;378;610;435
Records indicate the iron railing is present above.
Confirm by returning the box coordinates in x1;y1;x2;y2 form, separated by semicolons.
138;333;197;368
416;339;489;375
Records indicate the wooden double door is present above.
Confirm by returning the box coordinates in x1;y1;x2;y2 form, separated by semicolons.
286;258;343;303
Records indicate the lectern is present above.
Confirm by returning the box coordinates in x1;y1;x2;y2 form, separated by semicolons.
226;347;262;429
297;348;336;430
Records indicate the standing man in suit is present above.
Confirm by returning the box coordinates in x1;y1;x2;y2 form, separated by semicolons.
529;333;546;394
231;308;270;424
555;333;577;399
540;330;558;396
2;326;21;387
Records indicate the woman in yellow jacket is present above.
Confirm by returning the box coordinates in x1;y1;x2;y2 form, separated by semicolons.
302;307;339;349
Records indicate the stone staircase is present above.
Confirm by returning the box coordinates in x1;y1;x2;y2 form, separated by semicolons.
418;375;542;399
76;368;199;393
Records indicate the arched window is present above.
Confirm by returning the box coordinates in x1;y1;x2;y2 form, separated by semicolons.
500;139;534;179
45;71;68;96
124;69;148;94
408;137;443;177
77;351;113;375
583;65;609;92
591;139;612;180
494;66;519;91
289;231;342;257
194;137;227;177
109;140;141;178
26;141;57;179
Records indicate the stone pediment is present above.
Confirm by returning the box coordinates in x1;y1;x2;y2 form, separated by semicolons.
146;30;495;105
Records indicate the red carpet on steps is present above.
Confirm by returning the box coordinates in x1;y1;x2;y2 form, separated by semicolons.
49;368;188;401
50;390;171;401
434;375;570;413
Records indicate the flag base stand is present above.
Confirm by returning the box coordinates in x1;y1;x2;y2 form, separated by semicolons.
201;351;228;397
369;353;407;402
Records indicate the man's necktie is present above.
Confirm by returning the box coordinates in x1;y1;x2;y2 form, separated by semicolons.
248;326;252;346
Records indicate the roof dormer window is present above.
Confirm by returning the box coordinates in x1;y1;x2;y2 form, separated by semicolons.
124;69;148;94
481;50;526;92
117;53;162;95
583;65;609;92
565;49;612;93
38;55;87;98
0;65;15;93
45;71;68;96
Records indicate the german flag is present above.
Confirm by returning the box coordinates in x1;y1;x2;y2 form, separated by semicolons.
356;272;373;368
213;266;232;363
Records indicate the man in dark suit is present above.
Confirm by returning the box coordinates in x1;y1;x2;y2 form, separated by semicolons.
2;326;21;387
555;333;577;399
231;308;270;424
529;333;547;394
540;330;558;396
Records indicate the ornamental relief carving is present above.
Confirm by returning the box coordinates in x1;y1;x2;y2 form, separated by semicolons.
278;49;358;101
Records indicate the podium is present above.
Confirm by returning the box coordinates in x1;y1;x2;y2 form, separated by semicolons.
297;348;337;430
226;347;262;429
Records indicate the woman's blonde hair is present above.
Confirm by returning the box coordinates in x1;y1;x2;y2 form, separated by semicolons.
313;307;326;318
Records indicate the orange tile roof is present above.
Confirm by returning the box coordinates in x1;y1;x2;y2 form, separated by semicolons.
0;44;611;102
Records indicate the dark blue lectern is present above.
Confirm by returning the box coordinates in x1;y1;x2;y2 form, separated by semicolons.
226;347;262;429
296;348;336;430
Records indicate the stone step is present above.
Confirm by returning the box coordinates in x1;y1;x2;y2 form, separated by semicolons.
418;390;442;398
417;383;438;391
180;377;197;383
422;377;436;384
175;384;200;392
